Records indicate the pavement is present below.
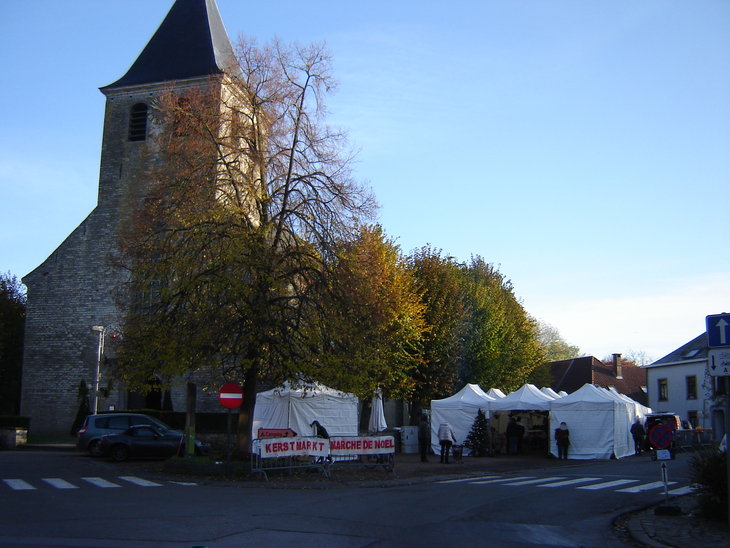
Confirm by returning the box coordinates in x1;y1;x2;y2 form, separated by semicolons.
14;443;730;547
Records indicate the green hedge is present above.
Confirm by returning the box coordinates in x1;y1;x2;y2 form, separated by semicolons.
690;449;728;521
0;416;30;429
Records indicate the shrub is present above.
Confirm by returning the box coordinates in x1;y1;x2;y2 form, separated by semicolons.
464;409;490;457
690;449;728;521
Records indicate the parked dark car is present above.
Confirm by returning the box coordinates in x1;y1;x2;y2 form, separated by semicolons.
98;424;210;462
76;413;172;457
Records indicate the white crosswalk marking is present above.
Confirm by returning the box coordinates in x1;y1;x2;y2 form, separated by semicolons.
577;479;638;490
437;475;501;484
503;476;566;486
119;476;162;487
537;477;601;488
617;481;676;493
668;486;695;495
3;479;36;490
436;473;691;495
81;477;122;488
42;478;78;489
472;476;533;485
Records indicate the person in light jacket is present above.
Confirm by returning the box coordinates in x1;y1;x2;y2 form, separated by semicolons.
438;422;457;464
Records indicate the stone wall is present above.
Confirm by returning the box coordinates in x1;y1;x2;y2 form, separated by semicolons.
21;78;224;436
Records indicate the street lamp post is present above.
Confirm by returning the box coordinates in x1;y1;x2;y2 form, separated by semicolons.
90;325;106;415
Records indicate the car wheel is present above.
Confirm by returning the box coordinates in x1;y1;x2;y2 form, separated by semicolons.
88;440;104;458
110;444;129;462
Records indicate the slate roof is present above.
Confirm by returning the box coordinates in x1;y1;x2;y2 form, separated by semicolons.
102;0;237;91
645;333;708;366
548;356;648;405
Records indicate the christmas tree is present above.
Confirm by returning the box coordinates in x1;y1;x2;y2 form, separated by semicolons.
464;409;490;457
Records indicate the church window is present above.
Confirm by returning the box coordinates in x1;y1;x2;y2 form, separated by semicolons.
128;103;148;141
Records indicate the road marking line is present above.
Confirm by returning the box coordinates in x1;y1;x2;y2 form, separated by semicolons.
42;478;78;489
504;476;565;486
668;486;694;495
472;476;534;485
437;475;501;484
537;477;601;488
577;479;639;490
617;481;676;493
81;477;121;488
3;479;36;490
118;476;162;487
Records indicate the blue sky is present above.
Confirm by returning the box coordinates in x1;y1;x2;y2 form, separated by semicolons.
1;0;728;361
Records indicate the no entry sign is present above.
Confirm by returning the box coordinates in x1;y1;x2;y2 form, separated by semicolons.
218;382;243;409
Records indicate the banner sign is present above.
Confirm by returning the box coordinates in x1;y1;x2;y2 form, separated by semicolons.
330;436;395;456
258;435;396;459
260;437;329;459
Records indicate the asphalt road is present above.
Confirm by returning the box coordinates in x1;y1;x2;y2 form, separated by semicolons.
0;449;693;547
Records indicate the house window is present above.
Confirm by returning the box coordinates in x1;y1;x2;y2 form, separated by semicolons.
128;103;148;141
686;376;697;400
688;411;698;428
658;378;668;401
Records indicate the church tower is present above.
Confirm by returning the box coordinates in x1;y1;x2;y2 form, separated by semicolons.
21;0;238;435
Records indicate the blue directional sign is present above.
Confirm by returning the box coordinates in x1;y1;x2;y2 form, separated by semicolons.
706;313;730;348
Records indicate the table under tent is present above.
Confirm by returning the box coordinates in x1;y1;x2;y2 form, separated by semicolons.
547;383;650;460
430;384;494;456
252;382;359;439
489;384;554;455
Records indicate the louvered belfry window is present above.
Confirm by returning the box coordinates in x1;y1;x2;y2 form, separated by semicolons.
128;103;148;142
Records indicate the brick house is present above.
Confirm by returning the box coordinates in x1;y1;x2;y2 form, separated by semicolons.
548;354;648;406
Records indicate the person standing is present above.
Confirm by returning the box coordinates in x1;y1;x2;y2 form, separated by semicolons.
555;421;570;460
419;415;431;463
630;418;646;455
506;418;519;455
438;422;457;464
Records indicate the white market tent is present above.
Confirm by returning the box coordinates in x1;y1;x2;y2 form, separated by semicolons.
608;387;652;420
487;388;506;399
430;384;494;455
541;387;562;399
252;382;359;439
489;384;553;412
548;383;636;460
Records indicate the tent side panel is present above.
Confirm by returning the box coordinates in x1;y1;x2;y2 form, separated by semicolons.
549;401;615;459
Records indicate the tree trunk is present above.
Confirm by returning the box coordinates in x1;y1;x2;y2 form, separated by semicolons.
237;364;258;456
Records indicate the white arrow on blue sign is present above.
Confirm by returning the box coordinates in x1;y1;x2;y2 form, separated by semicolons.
706;313;730;348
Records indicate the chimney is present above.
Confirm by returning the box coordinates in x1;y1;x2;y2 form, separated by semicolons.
612;353;623;379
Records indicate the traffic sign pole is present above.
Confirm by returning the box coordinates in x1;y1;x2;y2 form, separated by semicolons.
218;383;244;474
705;314;730;524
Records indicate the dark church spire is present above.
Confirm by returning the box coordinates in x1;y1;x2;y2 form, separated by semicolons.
102;0;237;91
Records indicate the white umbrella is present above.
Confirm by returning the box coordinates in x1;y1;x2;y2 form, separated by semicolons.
368;388;388;433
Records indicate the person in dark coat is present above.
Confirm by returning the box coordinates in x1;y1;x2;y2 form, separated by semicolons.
555;421;570;459
506;418;522;455
418;415;431;462
630;418;646;455
311;420;329;439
